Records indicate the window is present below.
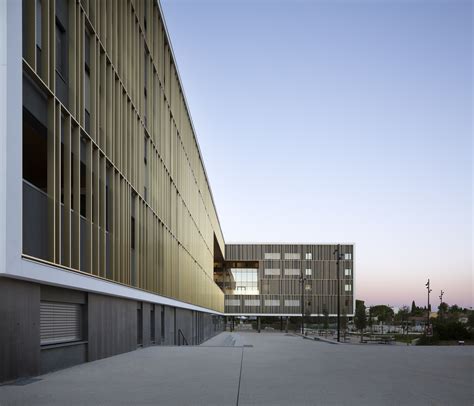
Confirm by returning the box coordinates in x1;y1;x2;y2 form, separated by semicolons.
36;0;42;74
40;301;83;345
264;268;280;276
23;77;50;261
244;299;260;307
84;30;91;133
284;268;300;276
144;136;148;201
284;253;300;260
264;252;280;260
56;23;67;78
230;268;259;295
144;49;148;126
345;284;352;292
305;253;312;260
344;253;352;260
305;268;312;276
225;299;240;306
264;300;280;307
131;217;135;250
345;268;352;276
284;300;300;307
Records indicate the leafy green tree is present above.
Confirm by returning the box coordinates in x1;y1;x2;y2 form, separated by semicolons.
438;302;448;319
368;307;374;334
410;301;424;317
397;306;410;334
354;300;367;343
449;304;461;315
370;305;394;334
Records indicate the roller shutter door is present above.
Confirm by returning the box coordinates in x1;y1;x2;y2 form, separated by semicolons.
40;301;82;345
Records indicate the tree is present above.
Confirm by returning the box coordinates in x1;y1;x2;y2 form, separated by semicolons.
370;305;394;334
410;301;424;317
322;307;329;338
354;300;367;343
467;312;474;328
397;306;410;335
368;307;374;334
438;302;449;319
449;304;461;315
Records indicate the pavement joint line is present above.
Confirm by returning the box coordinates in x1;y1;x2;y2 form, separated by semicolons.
235;347;245;406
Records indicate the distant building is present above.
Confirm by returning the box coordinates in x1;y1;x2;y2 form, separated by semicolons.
217;244;354;317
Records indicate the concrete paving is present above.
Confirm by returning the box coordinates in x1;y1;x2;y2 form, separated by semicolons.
0;332;472;405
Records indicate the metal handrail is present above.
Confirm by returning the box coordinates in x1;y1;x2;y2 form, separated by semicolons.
177;329;188;346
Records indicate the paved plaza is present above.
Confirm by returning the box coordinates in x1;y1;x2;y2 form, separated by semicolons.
0;332;472;405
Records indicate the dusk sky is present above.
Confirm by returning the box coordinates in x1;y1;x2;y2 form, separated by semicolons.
160;0;472;310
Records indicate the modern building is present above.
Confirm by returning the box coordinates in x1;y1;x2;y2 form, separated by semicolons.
0;0;226;383
215;244;354;317
0;0;355;383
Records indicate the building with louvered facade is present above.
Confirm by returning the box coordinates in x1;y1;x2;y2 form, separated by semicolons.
216;244;354;317
0;0;355;383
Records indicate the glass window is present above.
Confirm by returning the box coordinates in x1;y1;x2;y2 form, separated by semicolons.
345;268;352;276
56;23;67;78
264;268;280;276
264;252;280;260
305;253;312;260
344;253;352;260
36;0;42;74
264;300;280;307
284;268;300;276
284;253;300;260
284;300;300;307
305;268;312;276
36;0;42;48
345;284;352;292
229;268;259;295
84;70;90;112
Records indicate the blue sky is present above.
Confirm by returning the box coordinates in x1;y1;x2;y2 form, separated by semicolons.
160;0;472;309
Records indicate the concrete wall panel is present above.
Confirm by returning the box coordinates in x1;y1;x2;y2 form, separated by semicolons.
0;278;40;382
87;293;137;361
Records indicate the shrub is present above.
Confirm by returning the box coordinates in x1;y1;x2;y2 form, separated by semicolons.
434;320;471;341
416;334;439;345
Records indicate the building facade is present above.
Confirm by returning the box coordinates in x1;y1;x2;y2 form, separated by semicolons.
0;0;355;383
217;244;354;317
0;0;225;383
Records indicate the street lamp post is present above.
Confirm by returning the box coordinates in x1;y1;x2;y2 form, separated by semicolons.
425;279;432;332
333;245;343;343
300;273;307;335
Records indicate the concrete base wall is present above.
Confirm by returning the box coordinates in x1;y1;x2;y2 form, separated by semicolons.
0;277;224;383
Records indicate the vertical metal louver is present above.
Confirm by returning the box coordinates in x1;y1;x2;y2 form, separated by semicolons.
40;301;82;345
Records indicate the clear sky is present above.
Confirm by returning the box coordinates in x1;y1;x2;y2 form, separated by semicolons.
160;0;473;310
